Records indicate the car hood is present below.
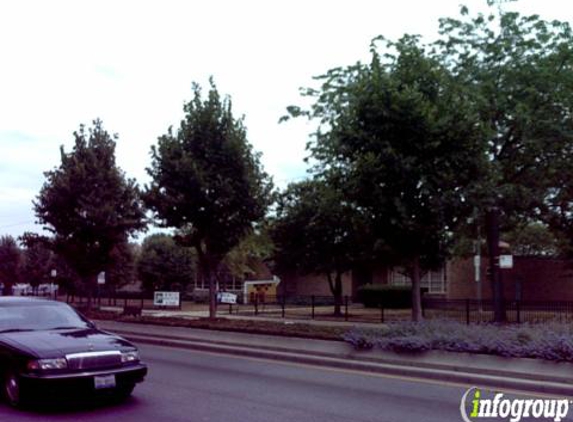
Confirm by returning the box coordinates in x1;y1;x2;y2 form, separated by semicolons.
0;328;135;358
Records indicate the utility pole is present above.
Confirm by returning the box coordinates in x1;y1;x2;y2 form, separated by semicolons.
486;207;506;322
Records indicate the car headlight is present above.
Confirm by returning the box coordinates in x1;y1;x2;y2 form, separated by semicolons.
27;358;68;371
121;350;140;364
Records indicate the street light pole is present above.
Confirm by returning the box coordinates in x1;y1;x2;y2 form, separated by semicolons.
486;207;506;322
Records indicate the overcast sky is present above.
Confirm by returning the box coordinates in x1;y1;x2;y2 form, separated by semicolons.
0;0;568;240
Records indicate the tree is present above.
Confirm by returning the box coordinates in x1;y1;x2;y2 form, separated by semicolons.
105;241;139;289
285;36;486;321
503;223;563;257
0;236;22;295
137;234;195;293
435;4;573;320
145;80;273;318
222;226;274;282
19;233;54;291
34;120;146;307
270;178;369;316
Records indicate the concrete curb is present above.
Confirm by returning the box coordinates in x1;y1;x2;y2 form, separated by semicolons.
114;329;573;397
106;328;573;387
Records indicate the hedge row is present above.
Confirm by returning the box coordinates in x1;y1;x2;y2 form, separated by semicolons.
356;284;427;308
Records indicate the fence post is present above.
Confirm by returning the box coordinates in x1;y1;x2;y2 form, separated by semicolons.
311;295;315;319
281;295;286;318
229;304;232;315
254;295;259;316
466;299;470;325
140;295;144;310
345;296;349;322
380;303;384;324
516;300;521;324
421;297;426;318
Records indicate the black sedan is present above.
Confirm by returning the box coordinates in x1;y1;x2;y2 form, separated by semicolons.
0;297;147;407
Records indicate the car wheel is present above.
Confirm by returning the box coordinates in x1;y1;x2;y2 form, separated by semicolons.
3;372;22;408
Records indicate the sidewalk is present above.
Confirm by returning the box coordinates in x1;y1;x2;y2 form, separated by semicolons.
96;319;573;397
99;305;382;328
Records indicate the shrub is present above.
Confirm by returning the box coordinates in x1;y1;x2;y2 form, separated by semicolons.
377;336;432;353
343;330;376;350
356;284;427;309
343;320;573;362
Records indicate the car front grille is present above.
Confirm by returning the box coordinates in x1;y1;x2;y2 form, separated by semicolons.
65;351;122;370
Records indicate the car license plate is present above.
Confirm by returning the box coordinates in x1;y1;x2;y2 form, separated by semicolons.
94;374;116;389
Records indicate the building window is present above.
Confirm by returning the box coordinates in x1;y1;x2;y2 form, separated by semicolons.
389;267;446;294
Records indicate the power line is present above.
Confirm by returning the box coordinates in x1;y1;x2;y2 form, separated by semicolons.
0;220;36;230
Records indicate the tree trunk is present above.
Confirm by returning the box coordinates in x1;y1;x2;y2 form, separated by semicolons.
208;267;217;320
333;272;343;317
410;257;423;322
327;272;343;317
85;274;96;312
196;245;217;320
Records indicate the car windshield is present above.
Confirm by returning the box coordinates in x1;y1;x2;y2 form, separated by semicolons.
0;303;90;332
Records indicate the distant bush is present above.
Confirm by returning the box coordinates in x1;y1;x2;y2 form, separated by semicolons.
356;285;427;308
343;320;573;362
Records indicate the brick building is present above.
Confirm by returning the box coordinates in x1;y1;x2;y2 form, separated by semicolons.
447;256;573;301
277;257;573;302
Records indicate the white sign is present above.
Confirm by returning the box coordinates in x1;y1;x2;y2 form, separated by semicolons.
473;255;481;283
154;291;180;307
499;255;514;269
97;272;106;285
218;292;237;304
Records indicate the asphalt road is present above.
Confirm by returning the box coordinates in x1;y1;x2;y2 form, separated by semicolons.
0;343;477;421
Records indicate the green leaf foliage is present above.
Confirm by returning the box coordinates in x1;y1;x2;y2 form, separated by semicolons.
137;234;195;293
298;35;486;269
271;178;368;278
503;222;563;257
270;178;373;316
0;235;22;294
222;228;274;280
435;5;573;237
144;80;273;317
287;35;487;320
34;120;146;284
145;80;273;259
19;233;53;288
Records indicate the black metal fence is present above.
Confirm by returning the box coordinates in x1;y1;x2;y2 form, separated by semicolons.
53;291;573;325
217;297;573;324
422;299;573;324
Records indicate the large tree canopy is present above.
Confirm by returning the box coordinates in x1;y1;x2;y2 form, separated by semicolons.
145;80;273;318
286;36;486;321
435;5;573;231
434;5;573;320
283;4;573;321
34;120;146;302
